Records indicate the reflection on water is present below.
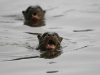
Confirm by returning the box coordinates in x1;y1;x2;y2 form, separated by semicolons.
4;49;62;61
73;29;94;32
7;56;39;61
46;70;58;73
0;21;15;23
40;50;62;59
2;15;24;20
52;14;64;17
6;50;62;61
24;19;46;27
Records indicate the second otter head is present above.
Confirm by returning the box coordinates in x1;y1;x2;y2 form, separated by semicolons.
22;5;46;27
22;5;46;20
36;32;63;51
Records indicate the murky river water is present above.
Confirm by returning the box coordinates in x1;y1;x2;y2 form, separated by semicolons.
0;0;100;75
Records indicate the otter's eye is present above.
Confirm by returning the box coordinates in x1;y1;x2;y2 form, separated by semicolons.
47;34;50;37
54;33;58;36
43;32;48;38
54;33;59;37
52;34;55;36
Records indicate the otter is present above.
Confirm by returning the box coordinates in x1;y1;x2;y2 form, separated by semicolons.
22;5;46;27
36;32;63;51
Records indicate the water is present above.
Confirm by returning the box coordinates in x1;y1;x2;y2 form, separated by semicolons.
0;0;100;75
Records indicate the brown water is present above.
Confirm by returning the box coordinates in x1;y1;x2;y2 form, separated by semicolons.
0;0;100;75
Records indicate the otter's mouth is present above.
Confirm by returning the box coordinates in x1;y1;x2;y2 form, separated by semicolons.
32;13;40;20
46;39;56;50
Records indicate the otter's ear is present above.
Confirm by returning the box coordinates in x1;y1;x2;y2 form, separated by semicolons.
22;11;25;15
43;10;46;13
60;37;63;42
37;34;42;39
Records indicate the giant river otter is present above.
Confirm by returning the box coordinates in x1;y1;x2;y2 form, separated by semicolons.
36;32;63;51
22;5;46;27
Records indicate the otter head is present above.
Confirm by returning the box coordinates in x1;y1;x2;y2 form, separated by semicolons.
22;5;46;20
36;32;63;51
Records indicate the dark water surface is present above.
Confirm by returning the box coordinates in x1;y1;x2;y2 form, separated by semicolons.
0;0;100;75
